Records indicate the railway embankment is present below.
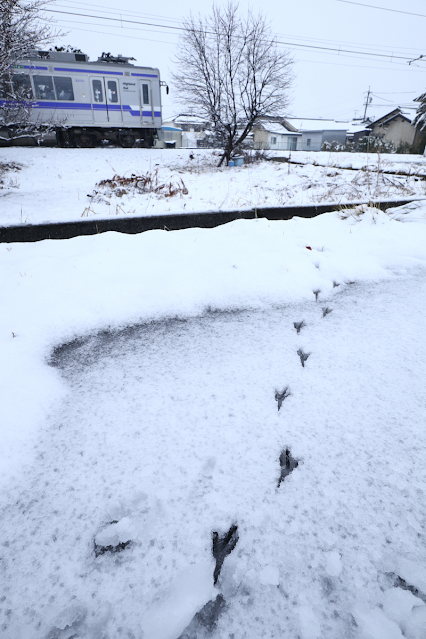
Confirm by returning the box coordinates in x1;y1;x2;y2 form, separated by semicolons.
0;197;422;243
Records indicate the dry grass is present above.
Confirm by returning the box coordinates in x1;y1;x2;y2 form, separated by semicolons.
89;168;189;203
0;161;23;189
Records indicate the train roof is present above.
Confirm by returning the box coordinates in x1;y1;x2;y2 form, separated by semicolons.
20;51;156;70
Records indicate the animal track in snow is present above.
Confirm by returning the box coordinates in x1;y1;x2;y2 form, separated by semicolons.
278;449;299;487
322;306;333;317
275;387;291;411
94;518;133;557
313;289;321;301
297;348;310;367
293;321;305;334
212;524;239;585
388;573;426;604
178;594;227;638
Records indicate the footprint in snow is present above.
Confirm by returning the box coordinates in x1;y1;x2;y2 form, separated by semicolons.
275;387;291;411
178;594;227;638
322;306;333;317
212;524;239;585
297;348;310;367
293;320;305;334
94;517;133;557
278;448;299;487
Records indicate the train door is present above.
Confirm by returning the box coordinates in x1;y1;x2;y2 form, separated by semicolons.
105;78;122;124
140;80;154;124
90;76;122;124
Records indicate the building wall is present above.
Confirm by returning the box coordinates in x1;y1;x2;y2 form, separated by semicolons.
300;132;322;151
370;117;416;146
253;129;300;150
253;129;269;149
321;130;347;147
300;130;347;151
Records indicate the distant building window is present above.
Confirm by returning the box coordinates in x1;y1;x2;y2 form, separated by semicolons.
307;138;311;147
271;136;277;145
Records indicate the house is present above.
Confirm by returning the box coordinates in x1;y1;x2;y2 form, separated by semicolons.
284;118;350;151
160;113;211;148
366;107;418;148
160;124;183;148
253;120;301;150
346;120;371;145
167;113;210;132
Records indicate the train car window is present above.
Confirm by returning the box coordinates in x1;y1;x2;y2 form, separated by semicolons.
92;79;103;102
107;80;118;103
54;77;74;101
142;84;149;105
33;75;55;100
11;74;33;99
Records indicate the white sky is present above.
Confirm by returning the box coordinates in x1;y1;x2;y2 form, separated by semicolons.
43;0;426;121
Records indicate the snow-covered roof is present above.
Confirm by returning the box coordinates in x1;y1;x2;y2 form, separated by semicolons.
257;121;301;136
169;114;209;125
367;107;417;127
286;118;350;132
346;122;370;134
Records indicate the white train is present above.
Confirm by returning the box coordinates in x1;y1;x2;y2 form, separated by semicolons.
1;51;166;147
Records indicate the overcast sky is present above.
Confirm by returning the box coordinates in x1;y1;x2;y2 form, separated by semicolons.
44;0;426;121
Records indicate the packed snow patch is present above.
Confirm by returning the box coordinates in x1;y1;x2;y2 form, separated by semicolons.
1;208;426;638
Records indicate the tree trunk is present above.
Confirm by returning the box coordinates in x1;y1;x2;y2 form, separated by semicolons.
217;152;227;167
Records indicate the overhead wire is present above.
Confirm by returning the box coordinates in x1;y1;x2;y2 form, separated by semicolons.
52;0;423;55
45;15;426;73
49;22;178;46
336;0;426;19
53;0;184;25
43;7;422;62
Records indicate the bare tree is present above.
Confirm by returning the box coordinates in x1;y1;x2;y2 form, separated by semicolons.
0;0;58;142
172;2;294;166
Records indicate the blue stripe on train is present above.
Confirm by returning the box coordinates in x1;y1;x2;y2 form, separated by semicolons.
0;100;161;118
53;67;124;75
19;65;49;71
130;73;158;78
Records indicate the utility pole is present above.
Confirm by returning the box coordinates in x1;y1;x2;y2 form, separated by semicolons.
363;87;371;121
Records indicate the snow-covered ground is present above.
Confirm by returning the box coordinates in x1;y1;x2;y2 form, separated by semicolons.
1;148;426;227
1;205;426;639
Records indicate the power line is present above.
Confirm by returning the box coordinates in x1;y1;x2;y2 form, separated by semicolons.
44;8;184;31
336;0;426;19
50;17;180;39
53;1;423;55
47;20;426;73
54;0;183;25
373;91;418;94
50;22;176;45
48;17;420;71
43;8;418;62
